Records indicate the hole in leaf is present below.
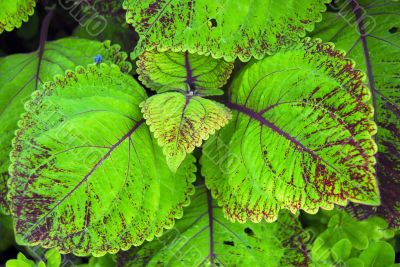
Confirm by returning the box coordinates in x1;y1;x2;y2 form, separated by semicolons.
244;227;254;236
208;18;218;28
389;27;398;34
223;240;235;246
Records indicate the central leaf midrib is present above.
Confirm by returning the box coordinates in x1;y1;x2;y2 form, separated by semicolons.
27;120;145;233
225;101;343;174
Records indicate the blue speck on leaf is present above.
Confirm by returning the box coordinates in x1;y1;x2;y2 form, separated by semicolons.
94;54;103;64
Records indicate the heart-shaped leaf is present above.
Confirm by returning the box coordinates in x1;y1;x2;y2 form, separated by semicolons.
137;51;234;95
117;186;310;266
141;92;231;171
201;38;379;223
311;0;400;228
0;0;36;33
123;0;329;61
8;64;196;256
0;38;130;214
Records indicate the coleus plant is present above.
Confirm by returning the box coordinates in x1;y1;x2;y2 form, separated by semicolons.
0;0;398;266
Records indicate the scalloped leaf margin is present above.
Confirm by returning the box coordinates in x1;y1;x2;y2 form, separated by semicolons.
123;0;330;61
0;0;36;33
141;92;231;171
8;63;196;256
201;38;379;223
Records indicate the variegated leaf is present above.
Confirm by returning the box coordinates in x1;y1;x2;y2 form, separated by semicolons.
201;38;379;223
141;92;231;171
8;64;196;256
123;0;329;61
0;0;36;34
117;185;311;266
312;0;400;228
137;51;234;96
0;38;131;214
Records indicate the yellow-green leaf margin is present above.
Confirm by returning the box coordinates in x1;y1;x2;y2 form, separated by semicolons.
0;0;36;34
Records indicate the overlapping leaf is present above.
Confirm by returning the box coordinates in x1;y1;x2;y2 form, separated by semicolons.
123;0;329;61
137;51;234;95
0;38;130;214
117;186;310;266
311;0;400;228
8;64;196;256
201;38;379;223
5;249;61;267
310;210;395;266
0;0;36;34
141;92;231;171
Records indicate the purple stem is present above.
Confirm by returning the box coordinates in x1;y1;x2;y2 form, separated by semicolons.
35;7;55;90
184;51;196;91
349;0;378;137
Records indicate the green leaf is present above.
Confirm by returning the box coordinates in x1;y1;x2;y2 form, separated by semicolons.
201;38;379;223
117;185;311;266
311;0;400;228
141;92;231;171
83;254;116;267
0;0;36;34
5;249;61;267
310;209;396;266
137;51;234;95
45;249;61;267
359;241;396;267
345;258;365;267
0;38;131;214
331;239;352;262
6;253;36;267
8;64;196;256
123;0;329;61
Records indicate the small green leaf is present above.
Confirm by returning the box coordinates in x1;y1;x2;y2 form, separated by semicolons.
360;241;396;267
141;92;231;171
201;38;379;223
45;249;61;267
8;64;196;256
331;239;352;262
6;253;35;267
0;0;36;34
137;51;234;95
117;186;311;266
0;38;131;214
123;0;329;61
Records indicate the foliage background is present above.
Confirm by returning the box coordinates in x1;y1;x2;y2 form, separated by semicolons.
0;0;399;266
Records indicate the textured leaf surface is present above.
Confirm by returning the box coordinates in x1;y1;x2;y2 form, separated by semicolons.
141;92;231;171
0;38;130;214
8;64;196;256
0;0;36;33
312;0;400;228
117;186;310;267
137;51;234;95
123;0;329;61
201;38;379;223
